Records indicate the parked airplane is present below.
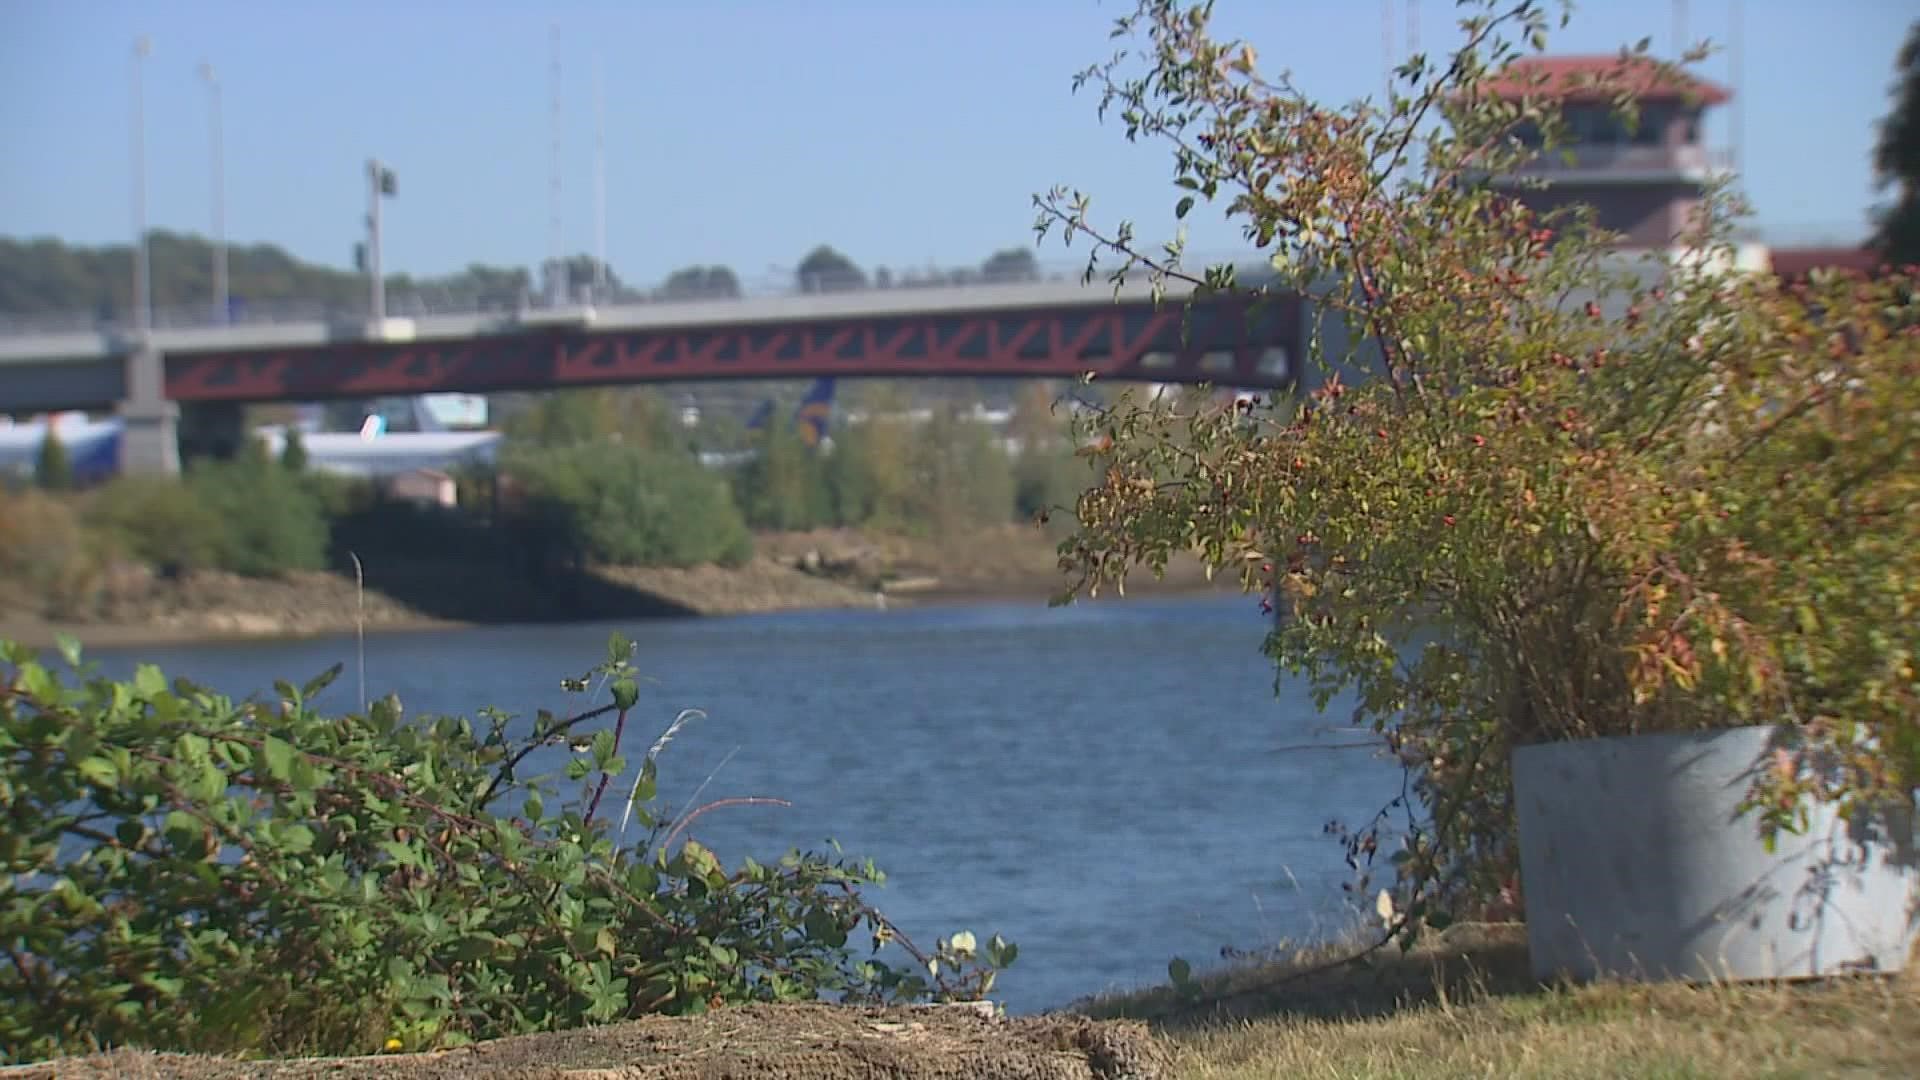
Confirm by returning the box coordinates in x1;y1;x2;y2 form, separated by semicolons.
0;413;122;486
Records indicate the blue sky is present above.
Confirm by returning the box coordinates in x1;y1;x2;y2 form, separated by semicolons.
1;1;1911;289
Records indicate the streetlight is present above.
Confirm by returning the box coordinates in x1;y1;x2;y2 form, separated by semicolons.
198;61;227;325
130;35;152;336
364;159;397;322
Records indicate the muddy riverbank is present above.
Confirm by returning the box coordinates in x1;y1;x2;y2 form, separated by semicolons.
0;526;1242;651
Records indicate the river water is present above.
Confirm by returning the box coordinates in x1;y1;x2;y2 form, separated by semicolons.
78;593;1404;1014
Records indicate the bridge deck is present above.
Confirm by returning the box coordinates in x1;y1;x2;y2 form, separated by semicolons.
0;273;1248;365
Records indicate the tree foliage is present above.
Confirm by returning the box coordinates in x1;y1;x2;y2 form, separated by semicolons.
1873;19;1920;265
507;444;752;569
1038;0;1920;928
279;428;309;473
77;461;328;580
501;388;685;454
795;246;866;293
659;266;743;301
185;458;332;577
0;635;1013;1063
735;422;832;531
32;431;71;492
0;232;539;321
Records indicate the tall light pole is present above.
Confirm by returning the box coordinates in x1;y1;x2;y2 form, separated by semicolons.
198;61;227;325
547;22;567;307
131;35;152;336
593;53;608;302
365;159;397;322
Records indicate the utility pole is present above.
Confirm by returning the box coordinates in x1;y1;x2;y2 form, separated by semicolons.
131;35;152;336
199;61;228;324
1729;0;1744;176
366;159;396;322
1381;0;1394;103
593;53;608;302
548;22;567;307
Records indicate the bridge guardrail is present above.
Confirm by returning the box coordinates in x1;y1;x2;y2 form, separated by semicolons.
0;249;1272;340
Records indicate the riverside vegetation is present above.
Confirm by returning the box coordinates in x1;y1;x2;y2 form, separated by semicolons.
1040;0;1917;962
0;633;1016;1064
6;0;1918;1073
0;380;1105;634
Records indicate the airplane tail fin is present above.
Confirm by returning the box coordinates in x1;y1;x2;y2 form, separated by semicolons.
794;377;836;448
744;378;836;448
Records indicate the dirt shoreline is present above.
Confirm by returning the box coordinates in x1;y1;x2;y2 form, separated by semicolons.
0;528;1250;653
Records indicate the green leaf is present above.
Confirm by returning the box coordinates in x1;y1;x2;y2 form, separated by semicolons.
54;633;82;669
163;811;203;854
610;677;639;712
133;664;167;698
76;756;118;788
261;735;296;783
278;823;316;854
631;758;658;805
1168;956;1192;986
607;632;633;665
302;662;344;700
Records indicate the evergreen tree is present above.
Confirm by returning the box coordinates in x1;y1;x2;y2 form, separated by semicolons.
1873;21;1920;264
281;427;309;472
34;430;72;491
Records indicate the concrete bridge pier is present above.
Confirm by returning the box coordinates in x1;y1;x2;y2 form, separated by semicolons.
117;343;180;476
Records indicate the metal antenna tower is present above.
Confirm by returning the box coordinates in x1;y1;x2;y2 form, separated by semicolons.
1382;0;1395;103
1728;0;1744;176
594;53;608;301
548;22;566;306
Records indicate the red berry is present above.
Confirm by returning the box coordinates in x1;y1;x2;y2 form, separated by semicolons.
1471;434;1486;447
1442;515;1456;527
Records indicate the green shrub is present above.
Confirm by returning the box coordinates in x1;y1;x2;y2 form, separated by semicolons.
33;431;71;492
280;428;309;472
82;476;227;576
1041;0;1920;924
733;423;832;531
185;457;330;576
508;444;752;567
0;490;100;616
0;636;1012;1062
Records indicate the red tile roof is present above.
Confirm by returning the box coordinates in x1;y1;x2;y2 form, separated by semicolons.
1473;54;1731;106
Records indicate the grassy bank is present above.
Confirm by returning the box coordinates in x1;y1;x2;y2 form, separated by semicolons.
28;925;1916;1077
1082;924;1920;1078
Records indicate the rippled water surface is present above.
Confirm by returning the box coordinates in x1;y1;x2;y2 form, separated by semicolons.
85;594;1401;1013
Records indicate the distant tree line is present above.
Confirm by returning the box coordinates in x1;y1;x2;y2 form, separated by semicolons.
498;382;1092;545
0;233;1050;318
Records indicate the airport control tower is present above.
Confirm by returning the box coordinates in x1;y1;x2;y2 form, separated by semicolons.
1473;54;1735;250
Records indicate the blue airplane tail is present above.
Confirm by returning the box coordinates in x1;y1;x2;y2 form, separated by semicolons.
746;377;836;448
794;377;836;448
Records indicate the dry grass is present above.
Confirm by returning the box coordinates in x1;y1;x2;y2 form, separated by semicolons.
1077;924;1920;1079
